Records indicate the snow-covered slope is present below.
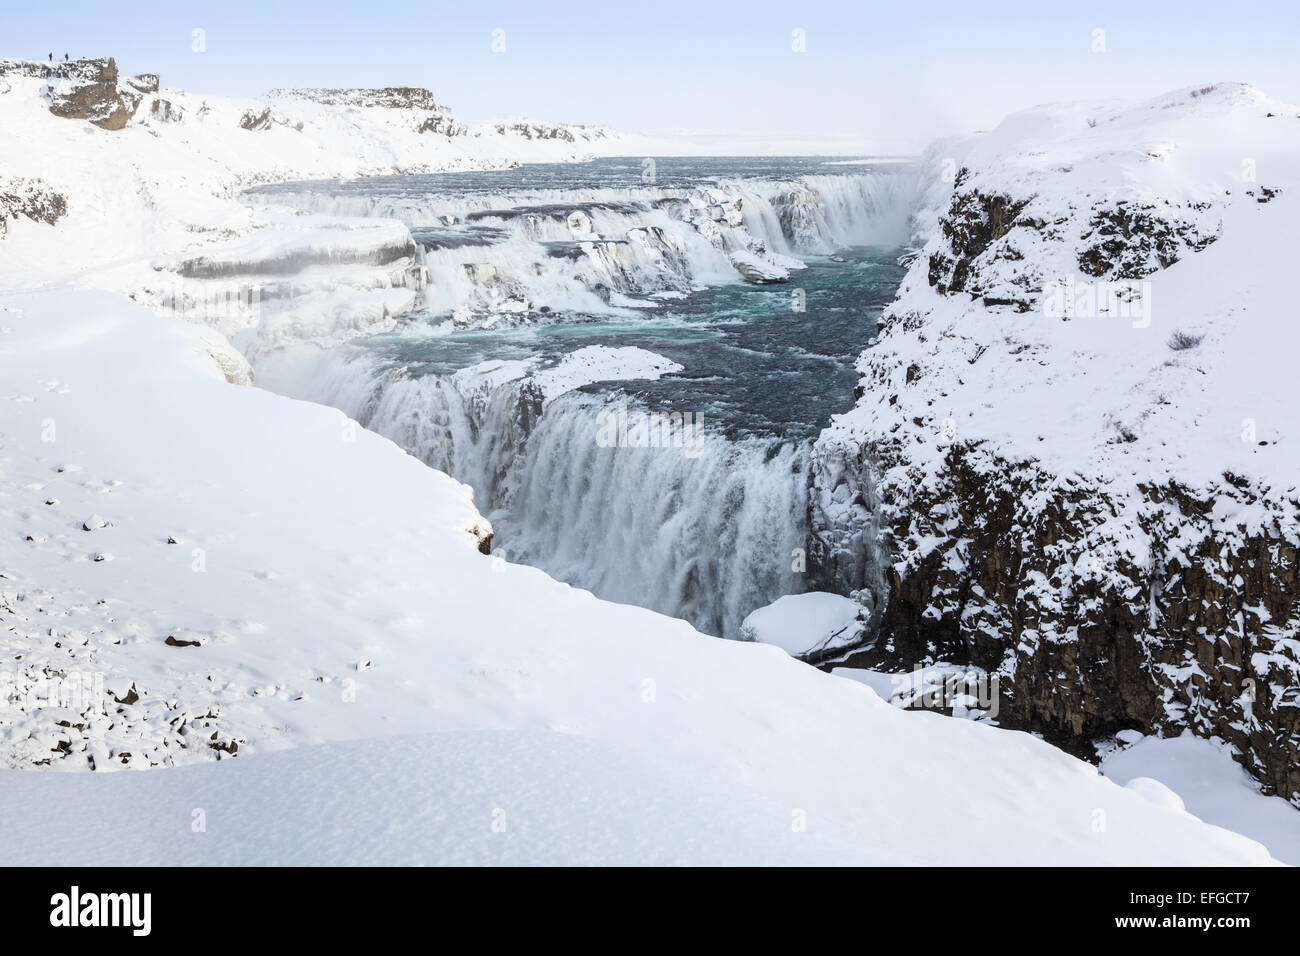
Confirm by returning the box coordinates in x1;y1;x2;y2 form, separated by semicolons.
1100;731;1300;866
809;83;1300;805
0;57;679;292
0;290;1278;864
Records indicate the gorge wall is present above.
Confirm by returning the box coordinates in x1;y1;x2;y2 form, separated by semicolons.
808;83;1300;804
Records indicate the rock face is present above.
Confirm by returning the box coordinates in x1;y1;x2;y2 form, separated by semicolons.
472;120;626;147
268;87;464;136
149;98;183;123
238;107;302;132
483;121;595;142
126;73;159;95
813;443;1300;803
0;58;52;79
809;84;1300;806
268;86;444;110
0;177;68;234
41;58;144;130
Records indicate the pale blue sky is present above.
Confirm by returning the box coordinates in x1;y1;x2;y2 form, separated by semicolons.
4;1;1296;151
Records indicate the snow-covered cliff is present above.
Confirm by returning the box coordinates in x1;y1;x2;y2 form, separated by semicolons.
810;83;1300;805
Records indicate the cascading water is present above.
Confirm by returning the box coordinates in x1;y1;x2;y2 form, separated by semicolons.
504;395;808;638
246;158;915;638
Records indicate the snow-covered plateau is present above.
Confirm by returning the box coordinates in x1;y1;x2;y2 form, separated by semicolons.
0;57;1295;864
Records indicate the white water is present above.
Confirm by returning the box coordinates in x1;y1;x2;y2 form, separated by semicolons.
256;346;807;638
248;165;916;638
505;395;808;639
250;171;917;329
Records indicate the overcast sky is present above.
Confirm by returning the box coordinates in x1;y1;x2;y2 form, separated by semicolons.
4;0;1297;152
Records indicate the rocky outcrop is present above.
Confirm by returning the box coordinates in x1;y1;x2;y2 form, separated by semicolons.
268;86;444;110
482;121;608;142
239;106;303;132
0;177;67;235
1076;200;1219;278
808;83;1300;806
0;58;52;80
41;57;143;130
813;438;1300;803
126;73;159;95
268;86;465;136
925;181;1034;298
148;98;183;123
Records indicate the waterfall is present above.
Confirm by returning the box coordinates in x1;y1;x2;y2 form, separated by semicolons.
256;346;809;638
502;394;808;639
247;163;917;639
245;170;919;330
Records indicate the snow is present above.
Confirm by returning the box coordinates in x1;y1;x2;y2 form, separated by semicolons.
740;592;864;657
444;346;683;412
0;63;680;297
1101;732;1300;866
729;249;793;283
833;663;999;720
531;346;683;405
0;62;1293;863
0;289;1280;864
810;83;1300;799
825;83;1300;499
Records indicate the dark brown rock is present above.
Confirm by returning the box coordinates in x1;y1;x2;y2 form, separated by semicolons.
43;57;142;130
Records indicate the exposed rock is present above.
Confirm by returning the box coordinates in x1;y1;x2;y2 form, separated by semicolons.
484;121;591;142
268;87;464;136
268;86;444;110
126;73;159;94
42;57;143;130
1077;200;1218;278
808;84;1300;806
0;177;68;236
815;443;1300;804
0;58;52;79
148;97;183;123
926;181;1033;296
468;525;494;555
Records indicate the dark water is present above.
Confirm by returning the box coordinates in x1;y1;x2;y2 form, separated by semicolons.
248;157;912;636
352;245;903;440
